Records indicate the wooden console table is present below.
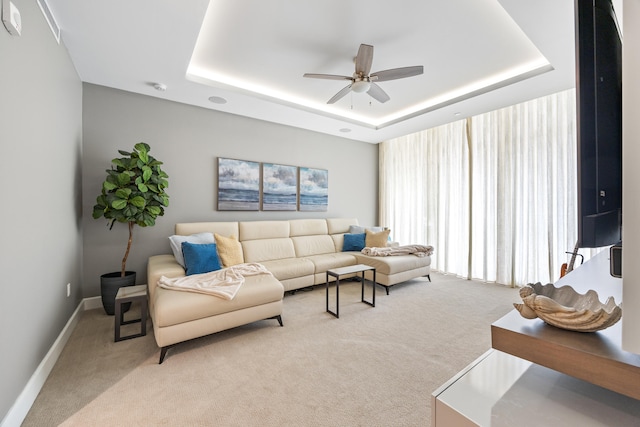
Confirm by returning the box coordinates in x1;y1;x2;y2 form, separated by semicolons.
433;250;640;426
491;249;640;400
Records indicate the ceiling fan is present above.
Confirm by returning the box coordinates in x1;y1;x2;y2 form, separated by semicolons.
303;44;424;104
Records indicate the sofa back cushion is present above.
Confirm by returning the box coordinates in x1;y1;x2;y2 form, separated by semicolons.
240;220;290;241
289;219;328;237
327;218;359;235
176;222;239;237
242;238;296;263
292;235;336;257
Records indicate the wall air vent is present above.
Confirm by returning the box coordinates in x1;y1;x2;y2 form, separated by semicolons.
36;0;60;43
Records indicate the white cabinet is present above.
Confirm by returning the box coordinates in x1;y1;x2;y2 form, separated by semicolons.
432;350;640;427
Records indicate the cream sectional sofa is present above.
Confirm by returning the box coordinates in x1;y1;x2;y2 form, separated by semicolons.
147;218;431;363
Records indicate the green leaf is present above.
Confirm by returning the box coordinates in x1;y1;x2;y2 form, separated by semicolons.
139;151;149;164
130;196;146;208
137;182;148;192
112;199;127;210
103;181;117;191
146;205;161;215
117;172;131;186
122;205;138;217
112;158;126;168
92;206;105;219
115;188;131;199
134;142;150;152
142;166;152;181
141;212;156;227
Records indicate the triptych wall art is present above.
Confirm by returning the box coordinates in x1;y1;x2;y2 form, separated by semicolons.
217;157;328;212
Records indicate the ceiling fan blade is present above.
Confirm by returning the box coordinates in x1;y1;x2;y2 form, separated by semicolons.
370;65;424;82
327;84;353;104
367;83;390;103
303;73;352;81
355;44;374;76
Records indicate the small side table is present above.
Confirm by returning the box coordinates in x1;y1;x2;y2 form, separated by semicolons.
326;264;376;318
114;284;148;342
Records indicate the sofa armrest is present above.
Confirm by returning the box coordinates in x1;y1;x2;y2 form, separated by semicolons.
147;254;186;300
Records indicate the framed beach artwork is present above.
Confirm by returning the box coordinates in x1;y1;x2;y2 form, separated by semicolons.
299;167;328;212
217;158;260;211
262;163;298;211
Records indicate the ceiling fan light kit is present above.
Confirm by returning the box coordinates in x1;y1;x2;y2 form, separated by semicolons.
304;43;423;105
351;79;371;93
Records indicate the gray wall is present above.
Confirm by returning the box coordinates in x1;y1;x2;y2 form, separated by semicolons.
0;0;83;421
81;84;379;297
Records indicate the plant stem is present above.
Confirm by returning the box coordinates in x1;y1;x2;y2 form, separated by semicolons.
122;221;134;277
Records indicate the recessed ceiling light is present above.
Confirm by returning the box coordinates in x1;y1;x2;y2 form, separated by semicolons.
208;96;227;104
153;83;167;92
454;112;462;116
339;128;352;133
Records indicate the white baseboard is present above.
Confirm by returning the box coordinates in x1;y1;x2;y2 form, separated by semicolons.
1;297;101;427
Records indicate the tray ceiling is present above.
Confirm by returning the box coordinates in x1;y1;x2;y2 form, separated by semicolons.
45;0;582;143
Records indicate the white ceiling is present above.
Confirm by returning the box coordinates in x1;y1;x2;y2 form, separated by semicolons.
45;0;582;143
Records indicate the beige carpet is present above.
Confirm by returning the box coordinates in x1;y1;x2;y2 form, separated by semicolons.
22;273;519;427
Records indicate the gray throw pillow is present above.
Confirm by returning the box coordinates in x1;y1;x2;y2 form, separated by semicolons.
169;232;215;267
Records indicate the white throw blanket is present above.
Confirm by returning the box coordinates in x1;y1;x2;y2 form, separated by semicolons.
158;263;272;300
361;245;434;257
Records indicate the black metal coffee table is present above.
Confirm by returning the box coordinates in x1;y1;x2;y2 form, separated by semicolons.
325;264;376;318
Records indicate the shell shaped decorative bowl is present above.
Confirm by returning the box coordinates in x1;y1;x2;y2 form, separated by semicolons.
514;282;622;332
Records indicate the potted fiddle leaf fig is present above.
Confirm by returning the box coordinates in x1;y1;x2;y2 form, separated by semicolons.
92;142;169;315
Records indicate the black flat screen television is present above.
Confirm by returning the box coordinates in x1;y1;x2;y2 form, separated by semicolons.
575;0;623;248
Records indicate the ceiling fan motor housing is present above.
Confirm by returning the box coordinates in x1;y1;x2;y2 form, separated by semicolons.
351;77;371;93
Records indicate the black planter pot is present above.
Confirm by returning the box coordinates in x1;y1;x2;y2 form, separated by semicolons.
100;271;136;315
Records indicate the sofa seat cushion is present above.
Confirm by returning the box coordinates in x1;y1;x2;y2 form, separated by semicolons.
153;273;284;328
260;258;315;281
354;253;431;275
305;253;357;274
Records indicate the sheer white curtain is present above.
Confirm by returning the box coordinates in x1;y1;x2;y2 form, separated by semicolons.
380;89;579;287
380;120;471;277
469;90;578;286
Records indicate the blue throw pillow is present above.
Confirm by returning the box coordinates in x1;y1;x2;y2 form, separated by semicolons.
181;242;222;276
342;233;366;251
